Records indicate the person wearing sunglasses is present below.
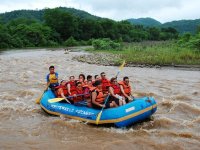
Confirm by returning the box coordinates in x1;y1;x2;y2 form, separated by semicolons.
119;76;133;103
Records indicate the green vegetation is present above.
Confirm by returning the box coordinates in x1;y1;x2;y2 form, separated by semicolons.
89;40;200;66
127;17;200;34
0;7;178;49
0;7;199;66
92;38;121;50
127;18;162;27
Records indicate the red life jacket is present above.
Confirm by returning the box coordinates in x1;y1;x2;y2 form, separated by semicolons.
110;83;122;95
73;87;84;103
119;81;131;96
101;78;110;92
82;85;93;98
56;85;68;98
68;81;76;94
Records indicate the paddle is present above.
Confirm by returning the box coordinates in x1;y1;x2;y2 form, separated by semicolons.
48;93;87;103
115;60;126;78
96;94;110;125
35;83;49;104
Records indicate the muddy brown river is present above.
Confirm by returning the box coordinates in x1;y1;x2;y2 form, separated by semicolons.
0;48;200;150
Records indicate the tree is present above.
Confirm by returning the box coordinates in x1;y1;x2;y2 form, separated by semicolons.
44;8;78;41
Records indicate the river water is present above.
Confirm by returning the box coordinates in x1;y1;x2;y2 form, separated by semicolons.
0;49;200;150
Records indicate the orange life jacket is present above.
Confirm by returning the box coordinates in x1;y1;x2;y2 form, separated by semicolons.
56;85;68;98
101;78;110;92
119;81;131;96
110;83;122;95
93;88;104;103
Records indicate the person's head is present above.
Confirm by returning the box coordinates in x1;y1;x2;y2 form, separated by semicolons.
93;80;102;89
100;72;106;79
79;74;85;82
69;76;75;81
123;76;129;85
60;80;67;86
87;75;92;81
110;77;117;85
49;66;55;74
87;80;93;86
76;82;82;89
94;75;100;81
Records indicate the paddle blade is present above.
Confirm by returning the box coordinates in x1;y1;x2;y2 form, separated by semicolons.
48;98;65;103
96;111;102;125
35;94;42;104
119;60;125;71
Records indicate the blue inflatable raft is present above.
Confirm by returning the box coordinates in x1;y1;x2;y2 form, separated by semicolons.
40;90;157;127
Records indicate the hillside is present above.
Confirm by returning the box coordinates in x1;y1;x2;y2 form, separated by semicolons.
127;17;161;27
127;17;200;34
162;19;200;34
0;7;100;23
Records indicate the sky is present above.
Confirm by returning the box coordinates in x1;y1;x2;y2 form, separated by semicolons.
0;0;200;23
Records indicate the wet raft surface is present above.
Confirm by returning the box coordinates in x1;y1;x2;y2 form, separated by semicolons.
0;49;200;150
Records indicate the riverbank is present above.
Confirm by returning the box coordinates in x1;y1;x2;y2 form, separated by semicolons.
72;41;200;71
73;52;200;71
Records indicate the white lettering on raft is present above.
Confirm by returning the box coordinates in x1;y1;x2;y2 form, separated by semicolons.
125;107;135;113
51;105;94;116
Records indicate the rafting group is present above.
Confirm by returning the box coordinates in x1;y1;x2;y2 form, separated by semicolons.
46;65;134;109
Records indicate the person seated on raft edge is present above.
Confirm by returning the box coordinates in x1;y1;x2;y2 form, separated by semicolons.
100;72;110;94
46;65;59;94
119;76;134;103
108;77;126;106
91;80;117;109
56;80;71;104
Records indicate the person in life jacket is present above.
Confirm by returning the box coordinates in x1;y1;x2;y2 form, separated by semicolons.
94;74;100;82
91;80;117;109
56;80;71;104
100;72;110;94
78;74;86;86
108;77;126;106
119;76;133;103
46;66;59;92
83;80;94;107
67;76;77;96
72;82;85;103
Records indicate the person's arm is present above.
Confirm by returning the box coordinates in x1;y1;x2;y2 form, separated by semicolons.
59;89;71;104
120;85;130;99
108;87;118;98
46;74;50;85
91;91;104;108
67;83;71;95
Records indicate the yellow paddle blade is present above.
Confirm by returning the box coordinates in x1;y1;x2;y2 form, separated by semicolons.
96;111;102;125
35;94;43;104
48;98;65;103
119;60;125;71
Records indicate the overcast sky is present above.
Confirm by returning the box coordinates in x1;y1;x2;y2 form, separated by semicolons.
0;0;199;23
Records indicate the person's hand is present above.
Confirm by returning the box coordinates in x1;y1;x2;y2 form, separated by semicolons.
128;96;132;101
101;104;105;108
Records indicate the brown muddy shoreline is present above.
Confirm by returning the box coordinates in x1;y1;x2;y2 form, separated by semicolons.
72;53;200;71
